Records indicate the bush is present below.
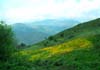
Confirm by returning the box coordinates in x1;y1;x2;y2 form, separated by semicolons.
0;21;15;61
48;36;53;40
60;33;64;37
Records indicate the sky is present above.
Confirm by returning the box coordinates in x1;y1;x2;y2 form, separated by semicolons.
0;0;100;24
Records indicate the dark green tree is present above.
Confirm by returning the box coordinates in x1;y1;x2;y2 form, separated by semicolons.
48;36;53;40
0;21;15;61
17;43;26;49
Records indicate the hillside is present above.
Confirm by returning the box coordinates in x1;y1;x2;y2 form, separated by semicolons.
2;18;100;70
32;18;100;49
12;23;49;45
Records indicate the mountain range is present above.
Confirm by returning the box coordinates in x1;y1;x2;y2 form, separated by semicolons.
27;19;79;34
12;23;49;45
12;19;79;45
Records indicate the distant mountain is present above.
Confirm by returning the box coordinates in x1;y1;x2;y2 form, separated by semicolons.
12;19;79;45
26;19;79;35
12;23;49;45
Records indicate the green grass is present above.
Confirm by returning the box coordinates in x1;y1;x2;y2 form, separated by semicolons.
3;34;99;70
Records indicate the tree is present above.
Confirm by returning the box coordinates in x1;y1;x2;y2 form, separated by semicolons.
60;33;64;37
48;36;53;40
0;21;15;61
17;43;26;49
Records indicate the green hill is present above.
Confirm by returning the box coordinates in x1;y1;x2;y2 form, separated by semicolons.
31;18;100;49
2;18;100;70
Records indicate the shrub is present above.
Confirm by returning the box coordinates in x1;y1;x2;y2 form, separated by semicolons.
0;21;15;61
48;36;53;40
60;33;64;37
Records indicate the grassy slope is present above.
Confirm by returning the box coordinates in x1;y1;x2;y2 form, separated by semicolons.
1;18;100;70
12;35;100;70
30;18;100;49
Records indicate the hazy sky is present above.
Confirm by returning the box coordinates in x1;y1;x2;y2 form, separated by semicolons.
0;0;100;24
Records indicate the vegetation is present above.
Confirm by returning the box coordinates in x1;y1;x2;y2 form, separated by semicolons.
0;18;100;70
9;34;99;70
31;18;100;49
0;21;15;61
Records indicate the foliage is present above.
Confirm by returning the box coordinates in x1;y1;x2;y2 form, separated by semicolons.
0;21;15;61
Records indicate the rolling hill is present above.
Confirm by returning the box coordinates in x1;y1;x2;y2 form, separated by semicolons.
32;18;100;49
3;18;100;70
12;23;49;45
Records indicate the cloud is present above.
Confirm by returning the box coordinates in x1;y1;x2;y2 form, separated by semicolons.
0;0;100;23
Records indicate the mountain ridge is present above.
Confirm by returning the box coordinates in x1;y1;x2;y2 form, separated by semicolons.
31;18;100;49
12;23;49;45
12;19;79;45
